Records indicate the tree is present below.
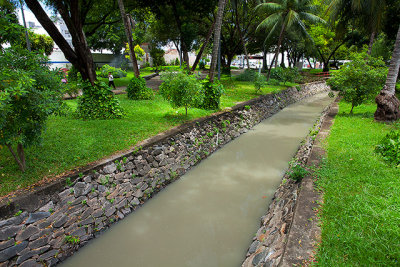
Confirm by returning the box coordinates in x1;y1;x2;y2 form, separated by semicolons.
22;31;54;56
375;25;400;121
325;0;387;55
118;0;140;77
159;72;204;115
25;0;97;83
327;51;387;113
0;3;25;49
0;47;65;171
256;0;324;68
136;0;217;70
308;23;349;71
209;0;227;82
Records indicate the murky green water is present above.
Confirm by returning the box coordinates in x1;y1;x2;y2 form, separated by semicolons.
61;93;332;267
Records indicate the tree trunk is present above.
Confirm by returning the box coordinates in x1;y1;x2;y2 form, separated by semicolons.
262;49;267;72
375;25;400;121
367;31;376;56
191;20;216;72
235;9;250;69
280;50;285;68
209;0;226;83
118;0;140;78
274;23;286;68
25;0;97;84
267;53;277;81
171;0;190;70
7;144;26;172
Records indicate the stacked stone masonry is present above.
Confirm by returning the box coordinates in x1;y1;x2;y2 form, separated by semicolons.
0;82;330;266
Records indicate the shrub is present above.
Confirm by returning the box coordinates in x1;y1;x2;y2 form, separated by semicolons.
375;131;400;167
75;81;124;119
235;69;257;81
199;60;206;70
267;78;281;86
200;78;224;110
254;73;267;94
326;52;387;113
0;47;66;171
68;65;79;81
174;58;180;66
150;46;166;71
126;77;154;100
270;67;300;84
288;164;309;182
159;71;204;115
98;64;127;78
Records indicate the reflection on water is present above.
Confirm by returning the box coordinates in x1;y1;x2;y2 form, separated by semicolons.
61;94;333;267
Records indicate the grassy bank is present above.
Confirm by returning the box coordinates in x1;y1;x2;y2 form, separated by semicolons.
315;101;400;266
0;77;295;196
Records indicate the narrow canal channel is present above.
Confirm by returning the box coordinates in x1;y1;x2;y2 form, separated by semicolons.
62;93;333;267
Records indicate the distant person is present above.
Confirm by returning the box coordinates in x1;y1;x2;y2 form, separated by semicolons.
108;72;116;89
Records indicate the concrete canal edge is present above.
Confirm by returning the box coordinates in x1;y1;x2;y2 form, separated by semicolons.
0;82;330;266
241;97;339;267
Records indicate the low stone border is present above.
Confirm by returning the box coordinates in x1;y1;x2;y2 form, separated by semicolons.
241;96;339;267
0;82;329;266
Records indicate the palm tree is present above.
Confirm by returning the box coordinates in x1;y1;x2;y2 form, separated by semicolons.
209;0;227;82
374;25;400;121
256;0;324;68
325;0;386;55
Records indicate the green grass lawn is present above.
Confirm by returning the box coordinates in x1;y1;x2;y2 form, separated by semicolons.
315;101;400;266
0;78;295;196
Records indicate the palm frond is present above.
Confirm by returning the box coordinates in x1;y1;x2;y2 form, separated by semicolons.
256;12;282;32
255;2;284;13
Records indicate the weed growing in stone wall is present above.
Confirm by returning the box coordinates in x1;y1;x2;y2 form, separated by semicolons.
288;164;309;182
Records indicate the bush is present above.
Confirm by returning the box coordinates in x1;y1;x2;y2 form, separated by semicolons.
267;78;281;86
98;64;127;78
159;71;204;115
327;52;387;113
75;81;124;119
199;60;206;70
126;77;154;100
150;46;165;71
68;65;79;81
375;131;400;167
0;47;66;171
288;164;309;182
235;69;257;81
270;67;300;84
200;79;224;110
254;73;267;93
174;58;180;66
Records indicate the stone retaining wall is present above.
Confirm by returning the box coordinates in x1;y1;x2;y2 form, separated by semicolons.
0;82;329;267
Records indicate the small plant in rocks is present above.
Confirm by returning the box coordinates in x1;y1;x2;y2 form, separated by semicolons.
288;164;309;182
65;235;80;245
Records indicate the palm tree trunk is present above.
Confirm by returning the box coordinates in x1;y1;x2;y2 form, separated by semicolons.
374;25;400;121
117;0;140;78
209;0;226;83
274;23;286;68
367;31;376;55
